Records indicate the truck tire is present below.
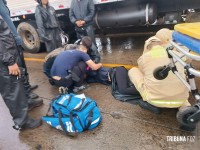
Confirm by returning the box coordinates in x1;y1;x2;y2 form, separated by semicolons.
17;21;41;53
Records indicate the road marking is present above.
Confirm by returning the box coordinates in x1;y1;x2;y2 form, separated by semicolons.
24;57;136;69
24;58;44;62
102;64;135;69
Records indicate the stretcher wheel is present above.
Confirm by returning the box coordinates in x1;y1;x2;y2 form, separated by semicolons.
153;66;168;80
176;106;198;128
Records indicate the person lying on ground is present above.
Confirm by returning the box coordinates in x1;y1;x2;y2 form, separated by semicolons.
111;66;141;95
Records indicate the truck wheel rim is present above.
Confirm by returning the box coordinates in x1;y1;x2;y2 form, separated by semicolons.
24;30;35;48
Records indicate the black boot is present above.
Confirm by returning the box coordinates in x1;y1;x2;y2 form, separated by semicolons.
30;84;38;90
23;74;38;92
138;100;161;114
28;98;43;111
28;92;39;99
23;74;40;99
21;118;42;130
24;84;38;91
180;125;196;131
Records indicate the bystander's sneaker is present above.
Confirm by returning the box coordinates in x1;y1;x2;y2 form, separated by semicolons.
73;84;89;93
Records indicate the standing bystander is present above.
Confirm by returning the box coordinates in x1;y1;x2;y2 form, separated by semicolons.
35;0;62;52
69;0;100;63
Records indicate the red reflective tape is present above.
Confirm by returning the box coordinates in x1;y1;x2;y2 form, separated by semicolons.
59;5;64;8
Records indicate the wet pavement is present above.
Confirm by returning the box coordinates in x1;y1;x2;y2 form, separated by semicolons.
0;36;200;150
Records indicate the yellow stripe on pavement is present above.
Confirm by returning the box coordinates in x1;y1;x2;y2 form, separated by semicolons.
103;64;135;69
24;57;136;69
24;58;44;62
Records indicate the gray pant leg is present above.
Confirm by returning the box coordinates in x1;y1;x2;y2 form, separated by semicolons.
45;28;62;52
85;25;101;62
86;25;97;51
54;28;62;48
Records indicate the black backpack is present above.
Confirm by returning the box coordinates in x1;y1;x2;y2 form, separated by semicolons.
86;67;112;85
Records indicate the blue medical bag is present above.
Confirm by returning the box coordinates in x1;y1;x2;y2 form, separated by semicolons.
42;93;102;136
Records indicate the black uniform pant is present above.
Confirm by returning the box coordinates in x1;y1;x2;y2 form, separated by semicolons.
16;47;33;96
115;67;140;95
52;61;87;88
0;63;28;126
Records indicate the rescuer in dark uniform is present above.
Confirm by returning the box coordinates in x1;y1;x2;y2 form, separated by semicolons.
0;16;42;130
0;0;43;108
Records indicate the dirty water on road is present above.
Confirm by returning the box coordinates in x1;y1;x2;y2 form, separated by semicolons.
0;36;200;150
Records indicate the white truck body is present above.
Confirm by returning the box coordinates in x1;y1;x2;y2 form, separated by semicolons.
7;0;123;17
5;0;200;53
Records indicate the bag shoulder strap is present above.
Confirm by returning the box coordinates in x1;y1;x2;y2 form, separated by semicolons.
73;98;86;111
46;95;62;116
58;109;78;137
84;106;96;130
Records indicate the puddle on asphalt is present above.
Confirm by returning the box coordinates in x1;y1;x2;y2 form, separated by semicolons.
121;37;134;50
95;36;147;54
96;37;112;53
95;36;147;65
